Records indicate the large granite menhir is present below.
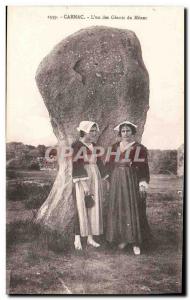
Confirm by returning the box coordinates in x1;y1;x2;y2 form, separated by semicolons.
35;26;149;235
36;26;149;145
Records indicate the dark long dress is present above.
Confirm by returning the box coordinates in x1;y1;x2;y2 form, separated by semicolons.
106;141;150;246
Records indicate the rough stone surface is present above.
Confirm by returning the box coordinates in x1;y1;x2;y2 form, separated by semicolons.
35;26;149;234
36;26;149;146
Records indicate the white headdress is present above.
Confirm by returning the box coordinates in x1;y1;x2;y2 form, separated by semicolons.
114;121;137;131
77;121;99;133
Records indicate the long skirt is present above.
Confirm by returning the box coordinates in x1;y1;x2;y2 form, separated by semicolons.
74;163;103;237
106;165;149;245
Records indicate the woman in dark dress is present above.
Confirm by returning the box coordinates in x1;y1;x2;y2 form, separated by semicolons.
106;121;150;255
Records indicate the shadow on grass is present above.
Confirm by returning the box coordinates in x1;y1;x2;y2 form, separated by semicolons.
7;220;74;254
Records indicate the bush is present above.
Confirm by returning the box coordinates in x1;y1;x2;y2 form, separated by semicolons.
6;169;17;180
24;185;52;209
7;181;53;204
149;150;177;175
7;181;27;201
29;162;40;170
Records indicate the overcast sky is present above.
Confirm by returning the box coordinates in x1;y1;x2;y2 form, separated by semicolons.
6;6;184;149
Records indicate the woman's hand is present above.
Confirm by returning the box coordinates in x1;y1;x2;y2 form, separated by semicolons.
81;180;90;195
84;187;90;196
139;185;146;198
139;181;148;198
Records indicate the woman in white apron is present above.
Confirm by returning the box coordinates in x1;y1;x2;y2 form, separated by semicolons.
72;121;108;250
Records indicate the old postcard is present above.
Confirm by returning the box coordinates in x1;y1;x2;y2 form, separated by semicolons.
6;6;184;295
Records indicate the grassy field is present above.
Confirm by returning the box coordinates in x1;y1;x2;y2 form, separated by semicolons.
6;169;183;295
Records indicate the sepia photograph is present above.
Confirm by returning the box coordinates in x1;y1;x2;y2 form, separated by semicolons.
6;6;184;295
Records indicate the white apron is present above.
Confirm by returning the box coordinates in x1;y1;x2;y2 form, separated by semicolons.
74;143;103;237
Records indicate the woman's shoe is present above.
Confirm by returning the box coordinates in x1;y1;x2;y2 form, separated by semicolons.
74;235;82;250
87;237;100;248
118;242;127;250
133;246;141;255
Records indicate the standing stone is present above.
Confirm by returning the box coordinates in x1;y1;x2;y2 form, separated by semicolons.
35;26;149;235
